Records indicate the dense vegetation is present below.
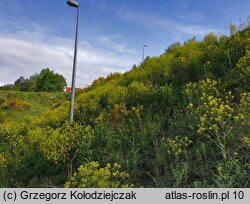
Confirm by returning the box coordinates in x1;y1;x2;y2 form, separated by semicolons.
0;91;67;122
0;68;67;92
0;25;249;187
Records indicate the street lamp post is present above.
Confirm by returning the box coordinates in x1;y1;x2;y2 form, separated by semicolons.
142;44;148;62
67;0;80;125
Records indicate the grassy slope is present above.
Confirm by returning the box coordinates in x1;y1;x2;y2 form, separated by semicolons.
0;90;68;121
68;26;250;187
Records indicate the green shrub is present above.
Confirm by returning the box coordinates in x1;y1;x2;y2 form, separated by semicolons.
33;101;69;128
2;99;31;111
95;103;143;125
0;111;9;123
214;154;249;187
233;51;250;90
39;123;94;166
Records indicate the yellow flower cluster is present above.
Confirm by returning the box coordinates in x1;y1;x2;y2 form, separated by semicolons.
246;164;250;170
185;78;219;100
95;103;143;124
112;103;129;121
38;124;94;165
34;101;70;128
217;165;223;173
247;38;250;48
236;92;250;125
0;111;9;123
1;98;31;111
242;136;250;148
0;122;23;140
185;78;235;134
0;153;7;171
64;161;134;188
162;136;192;157
131;105;143;118
40;128;69;165
0;122;27;155
26;127;45;144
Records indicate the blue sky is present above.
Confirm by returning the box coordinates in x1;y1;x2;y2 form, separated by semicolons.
0;0;249;87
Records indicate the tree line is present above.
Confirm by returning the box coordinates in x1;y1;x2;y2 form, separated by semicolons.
0;68;67;92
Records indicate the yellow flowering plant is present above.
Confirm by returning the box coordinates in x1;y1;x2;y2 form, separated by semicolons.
64;161;134;188
233;50;250;89
95;103;143;124
38;123;94;165
236;92;250;125
214;150;247;187
1;98;31;111
0;111;10;124
183;78;250;167
184;78;236;136
242;136;250;148
0;153;7;172
161;136;192;158
0;122;28;155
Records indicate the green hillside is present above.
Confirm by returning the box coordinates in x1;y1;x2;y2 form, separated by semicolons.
0;26;249;187
0;91;67;122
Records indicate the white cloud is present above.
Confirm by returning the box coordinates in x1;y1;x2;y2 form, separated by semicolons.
177;12;205;23
99;35;136;55
0;8;140;87
116;7;221;37
175;24;219;36
117;8;172;29
0;36;71;85
0;31;137;88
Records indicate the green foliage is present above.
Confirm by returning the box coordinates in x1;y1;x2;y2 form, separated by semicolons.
31;101;70;128
0;111;9;123
107;85;128;105
119;55;172;86
202;32;218;46
233;50;250;90
1;68;67;92
1;98;31;111
167;40;203;85
164;41;181;54
127;81;154;105
36;68;66;92
0;90;67;122
39;123;94;166
0;84;16;91
95;103;143;124
91;76;105;87
214;153;249;187
0;121;94;187
230;23;238;36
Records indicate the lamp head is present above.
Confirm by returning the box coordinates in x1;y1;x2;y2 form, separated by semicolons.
67;0;79;8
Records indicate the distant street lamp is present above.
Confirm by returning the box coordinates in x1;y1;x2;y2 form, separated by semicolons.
142;44;148;62
67;0;80;125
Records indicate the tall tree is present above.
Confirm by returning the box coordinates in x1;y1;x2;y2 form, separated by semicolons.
36;68;67;92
